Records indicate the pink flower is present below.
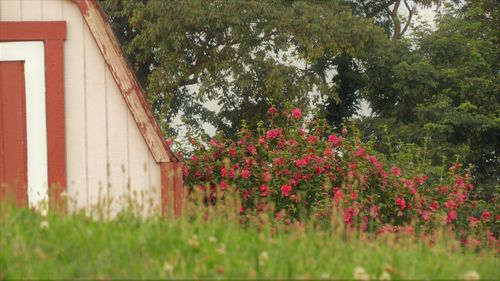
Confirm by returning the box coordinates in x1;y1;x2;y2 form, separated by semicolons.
344;207;354;225
370;205;379;218
469;216;479;227
421;210;431;222
444;200;456;210
353;147;366;158
298;128;306;135
327;134;342;146
391;165;401;176
260;184;268;196
265;128;283;140
430;201;439;210
350;192;358;200
267;106;278;114
333;187;343;205
262;172;272;182
241;169;250;179
396;197;406;210
166;138;174;146
221;167;227;177
295;158;309;168
241;169;251;179
306;135;317;143
220;180;227;190
291;108;302;119
481;211;491;221
281;184;292;197
447;210;457;224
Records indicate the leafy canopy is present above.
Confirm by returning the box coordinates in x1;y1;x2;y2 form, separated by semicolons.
100;0;385;136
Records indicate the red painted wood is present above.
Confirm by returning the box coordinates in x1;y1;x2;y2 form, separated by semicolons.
44;39;67;208
0;61;28;207
0;21;66;41
161;162;183;217
0;21;67;209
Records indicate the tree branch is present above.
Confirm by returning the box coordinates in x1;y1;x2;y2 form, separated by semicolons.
400;0;415;37
365;0;398;18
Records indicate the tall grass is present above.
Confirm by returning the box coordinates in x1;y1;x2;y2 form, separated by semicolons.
0;194;497;280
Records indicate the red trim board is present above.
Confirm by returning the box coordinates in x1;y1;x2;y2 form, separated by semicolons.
0;21;67;209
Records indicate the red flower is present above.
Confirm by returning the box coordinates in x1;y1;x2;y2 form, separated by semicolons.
220;180;227;190
469;216;479;227
353;147;366;158
267;106;278;114
291;108;302;119
295;158;309;168
306;135;316;143
481;211;491;221
328;134;342;146
281;184;292;197
430;201;439;210
350;192;358;200
396;197;406;210
344;207;354;225
333;187;343;205
241;169;251;179
260;184;269;196
444;200;457;210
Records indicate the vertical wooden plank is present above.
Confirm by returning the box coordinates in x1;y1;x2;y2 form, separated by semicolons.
148;153;161;216
0;62;28;207
41;0;63;20
161;162;183;218
127;112;150;217
83;23;108;216
21;0;42;20
0;0;21;21
62;1;87;212
105;67;129;218
160;163;173;217
173;162;183;217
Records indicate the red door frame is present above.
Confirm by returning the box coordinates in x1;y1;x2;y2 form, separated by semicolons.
0;21;67;209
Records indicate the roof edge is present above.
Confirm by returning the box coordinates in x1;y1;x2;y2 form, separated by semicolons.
71;0;179;163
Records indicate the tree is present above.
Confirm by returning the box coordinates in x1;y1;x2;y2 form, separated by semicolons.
99;0;385;136
360;0;500;197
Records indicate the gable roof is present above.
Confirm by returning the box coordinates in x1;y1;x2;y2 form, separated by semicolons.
72;0;178;163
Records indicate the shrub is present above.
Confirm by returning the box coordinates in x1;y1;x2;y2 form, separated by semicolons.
183;107;497;244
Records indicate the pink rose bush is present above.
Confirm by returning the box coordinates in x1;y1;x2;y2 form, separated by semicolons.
183;107;497;245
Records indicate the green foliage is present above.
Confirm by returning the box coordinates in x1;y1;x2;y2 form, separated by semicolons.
1;203;498;280
99;0;384;136
360;0;500;197
184;107;497;240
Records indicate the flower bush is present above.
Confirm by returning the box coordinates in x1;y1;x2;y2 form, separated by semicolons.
183;107;497;244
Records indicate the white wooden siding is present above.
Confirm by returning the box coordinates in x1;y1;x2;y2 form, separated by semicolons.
0;0;162;216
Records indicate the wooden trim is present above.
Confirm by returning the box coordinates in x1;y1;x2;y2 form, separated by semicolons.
72;0;177;163
161;162;183;217
0;21;66;41
0;21;67;210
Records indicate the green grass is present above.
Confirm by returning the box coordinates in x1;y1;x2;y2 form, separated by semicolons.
1;204;498;280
